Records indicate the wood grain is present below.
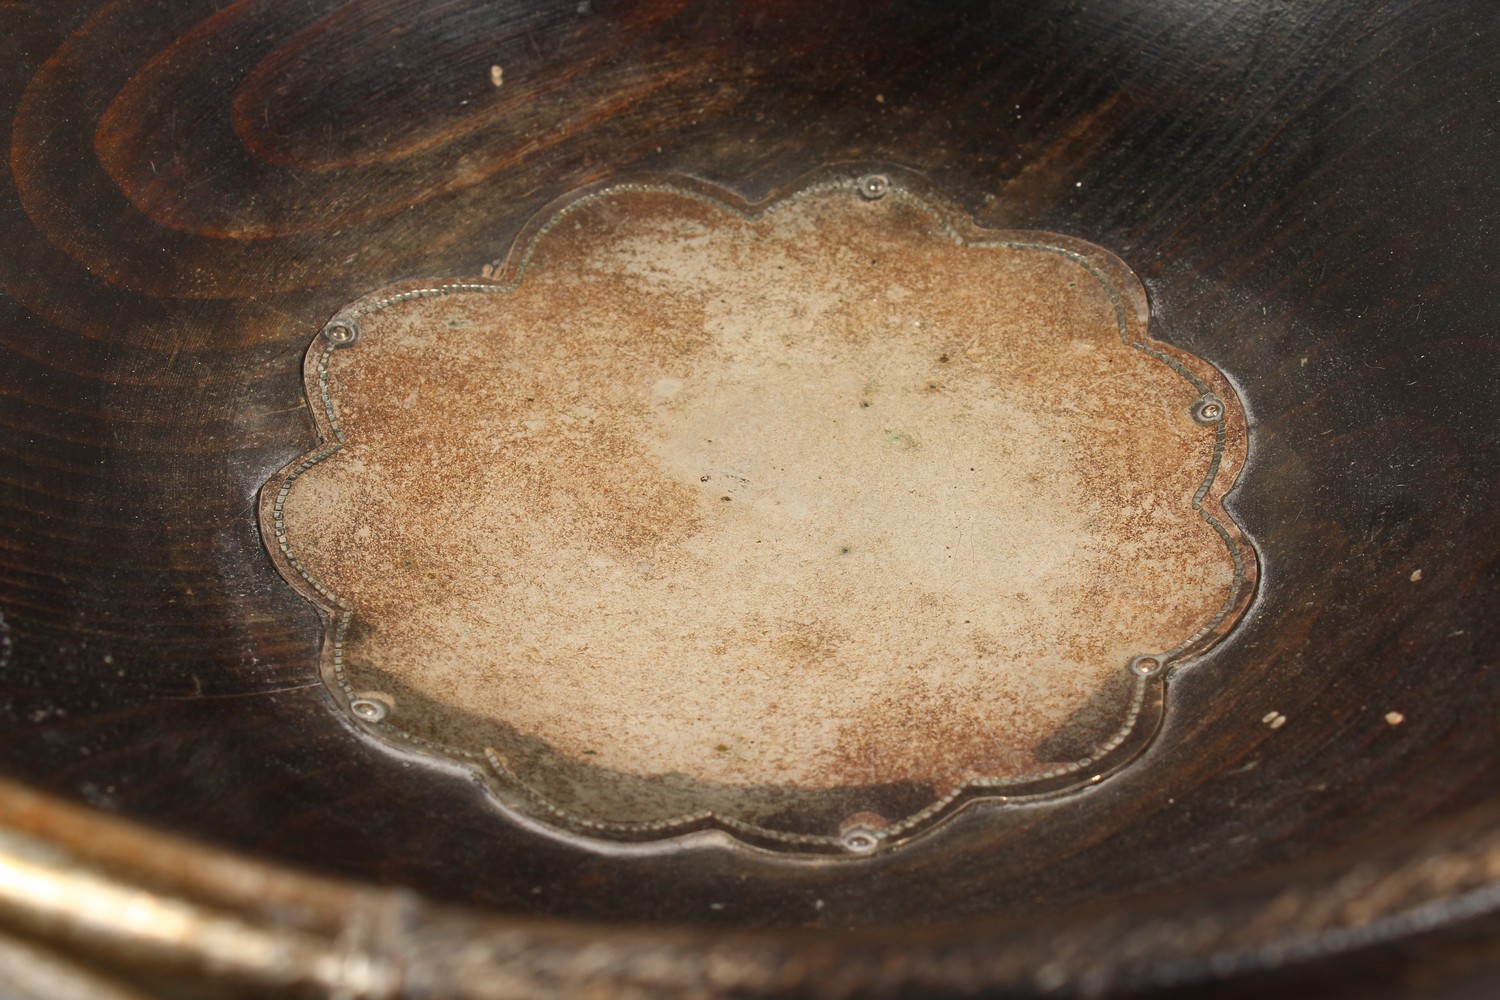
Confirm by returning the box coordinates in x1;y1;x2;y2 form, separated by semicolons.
0;0;1497;992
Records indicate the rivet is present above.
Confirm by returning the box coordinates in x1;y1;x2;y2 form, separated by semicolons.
1128;653;1166;677
349;696;390;722
857;174;890;200
839;826;881;854
323;318;360;347
1191;394;1225;424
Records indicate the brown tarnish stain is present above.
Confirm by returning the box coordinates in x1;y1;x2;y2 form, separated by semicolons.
265;176;1255;850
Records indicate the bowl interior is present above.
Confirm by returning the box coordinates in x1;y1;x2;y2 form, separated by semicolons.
1;0;1496;939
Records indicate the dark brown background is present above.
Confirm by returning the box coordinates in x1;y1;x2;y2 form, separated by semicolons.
1;0;1497;992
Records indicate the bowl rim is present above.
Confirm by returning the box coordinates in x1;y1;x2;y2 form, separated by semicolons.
1;775;1497;997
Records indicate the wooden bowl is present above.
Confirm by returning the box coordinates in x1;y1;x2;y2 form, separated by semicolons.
1;1;1496;995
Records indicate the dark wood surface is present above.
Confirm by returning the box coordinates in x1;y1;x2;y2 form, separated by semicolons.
1;0;1497;990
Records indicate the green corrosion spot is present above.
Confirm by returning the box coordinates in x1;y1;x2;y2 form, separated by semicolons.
884;427;917;450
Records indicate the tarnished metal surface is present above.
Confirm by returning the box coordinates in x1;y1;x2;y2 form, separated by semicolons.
262;174;1255;852
0;931;153;1000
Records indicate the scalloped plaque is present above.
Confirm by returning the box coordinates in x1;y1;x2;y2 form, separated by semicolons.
261;173;1255;854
